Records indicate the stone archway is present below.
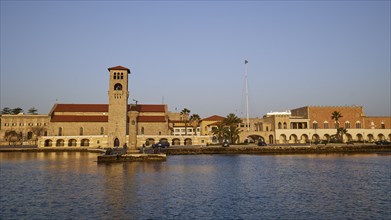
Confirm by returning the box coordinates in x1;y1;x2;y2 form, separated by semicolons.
247;135;264;143
81;139;90;147
184;138;192;146
56;139;64;147
279;134;287;144
45;139;52;147
289;134;298;144
68;139;77;147
172;138;180;146
356;134;363;142
301;134;309;144
145;138;155;146
377;134;385;141
114;138;120;147
269;135;274;144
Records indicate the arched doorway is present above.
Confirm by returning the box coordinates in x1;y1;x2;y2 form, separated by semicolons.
247;135;264;143
146;138;155;146
301;134;309;144
356;134;363;142
172;138;180;146
81;139;90;147
56;139;64;147
68;139;77;147
289;134;298;144
44;139;52;147
184;138;192;146
269;135;274;144
279;134;287;144
378;134;385;141
114;138;120;147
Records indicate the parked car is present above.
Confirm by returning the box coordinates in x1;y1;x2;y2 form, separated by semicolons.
222;140;230;147
152;141;170;148
257;140;267;146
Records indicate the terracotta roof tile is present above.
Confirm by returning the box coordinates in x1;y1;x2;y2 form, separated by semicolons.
108;65;130;73
53;104;108;113
130;104;166;112
138;116;166;122
51;115;108;122
202;115;225;121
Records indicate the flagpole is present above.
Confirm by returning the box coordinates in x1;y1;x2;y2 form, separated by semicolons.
244;59;249;132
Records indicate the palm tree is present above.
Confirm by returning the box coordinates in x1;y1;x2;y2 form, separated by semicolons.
337;128;348;143
32;126;46;145
189;114;201;135
180;108;191;135
331;111;343;128
223;113;242;144
331;111;344;142
212;123;228;144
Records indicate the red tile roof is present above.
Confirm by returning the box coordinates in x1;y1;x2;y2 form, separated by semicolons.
108;65;130;73
138;116;166;122
51;115;108;122
202;115;225;121
52;104;108;113
130;104;166;112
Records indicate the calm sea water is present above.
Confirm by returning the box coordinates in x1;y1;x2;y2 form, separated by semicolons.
0;152;390;220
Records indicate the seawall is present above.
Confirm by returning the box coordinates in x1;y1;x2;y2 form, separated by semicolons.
163;145;391;155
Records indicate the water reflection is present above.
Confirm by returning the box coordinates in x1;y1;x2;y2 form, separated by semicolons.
1;153;390;219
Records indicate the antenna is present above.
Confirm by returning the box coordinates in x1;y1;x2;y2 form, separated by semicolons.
133;99;138;105
244;59;250;131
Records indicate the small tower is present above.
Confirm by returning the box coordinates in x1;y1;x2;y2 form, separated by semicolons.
107;65;130;148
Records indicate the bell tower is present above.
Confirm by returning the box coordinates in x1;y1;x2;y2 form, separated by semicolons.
107;65;130;148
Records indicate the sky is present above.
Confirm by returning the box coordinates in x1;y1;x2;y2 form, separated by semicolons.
1;0;390;118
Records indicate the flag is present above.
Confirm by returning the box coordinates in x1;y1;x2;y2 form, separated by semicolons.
245;60;248;64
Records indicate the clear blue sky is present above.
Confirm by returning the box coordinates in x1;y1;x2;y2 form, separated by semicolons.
1;1;390;118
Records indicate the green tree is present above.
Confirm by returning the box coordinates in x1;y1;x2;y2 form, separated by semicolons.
189;114;201;135
12;107;23;115
4;130;22;146
28;107;38;114
31;126;46;145
180;108;191;135
331;111;344;142
1;107;12;114
331;111;343;128
223;113;242;144
212;123;229;144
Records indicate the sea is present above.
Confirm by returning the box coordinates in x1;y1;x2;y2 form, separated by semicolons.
0;152;390;219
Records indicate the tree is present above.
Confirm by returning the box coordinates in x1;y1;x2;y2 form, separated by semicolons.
28;107;38;115
4;130;22;146
1;107;12;114
223;113;242;126
189;114;201;135
31;126;46;145
223;113;242;144
212;123;229;144
12;107;23;115
337;128;348;143
331;111;344;142
331;111;343;128
180;108;191;135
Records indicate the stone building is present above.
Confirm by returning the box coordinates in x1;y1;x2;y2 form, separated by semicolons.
1;65;390;147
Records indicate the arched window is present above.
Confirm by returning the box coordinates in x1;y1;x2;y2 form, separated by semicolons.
120;72;124;79
323;121;329;129
113;72;117;79
27;132;33;140
114;83;122;90
355;121;361;129
80;127;84;136
100;127;104;135
283;122;287;129
313;121;318;129
381;122;385;129
278;122;282;129
345;121;350;129
141;127;144;135
58;127;63;136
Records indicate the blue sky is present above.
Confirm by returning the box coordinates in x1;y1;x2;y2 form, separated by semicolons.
1;1;390;118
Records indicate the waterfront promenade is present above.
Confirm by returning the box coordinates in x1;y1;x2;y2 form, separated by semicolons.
1;144;390;155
